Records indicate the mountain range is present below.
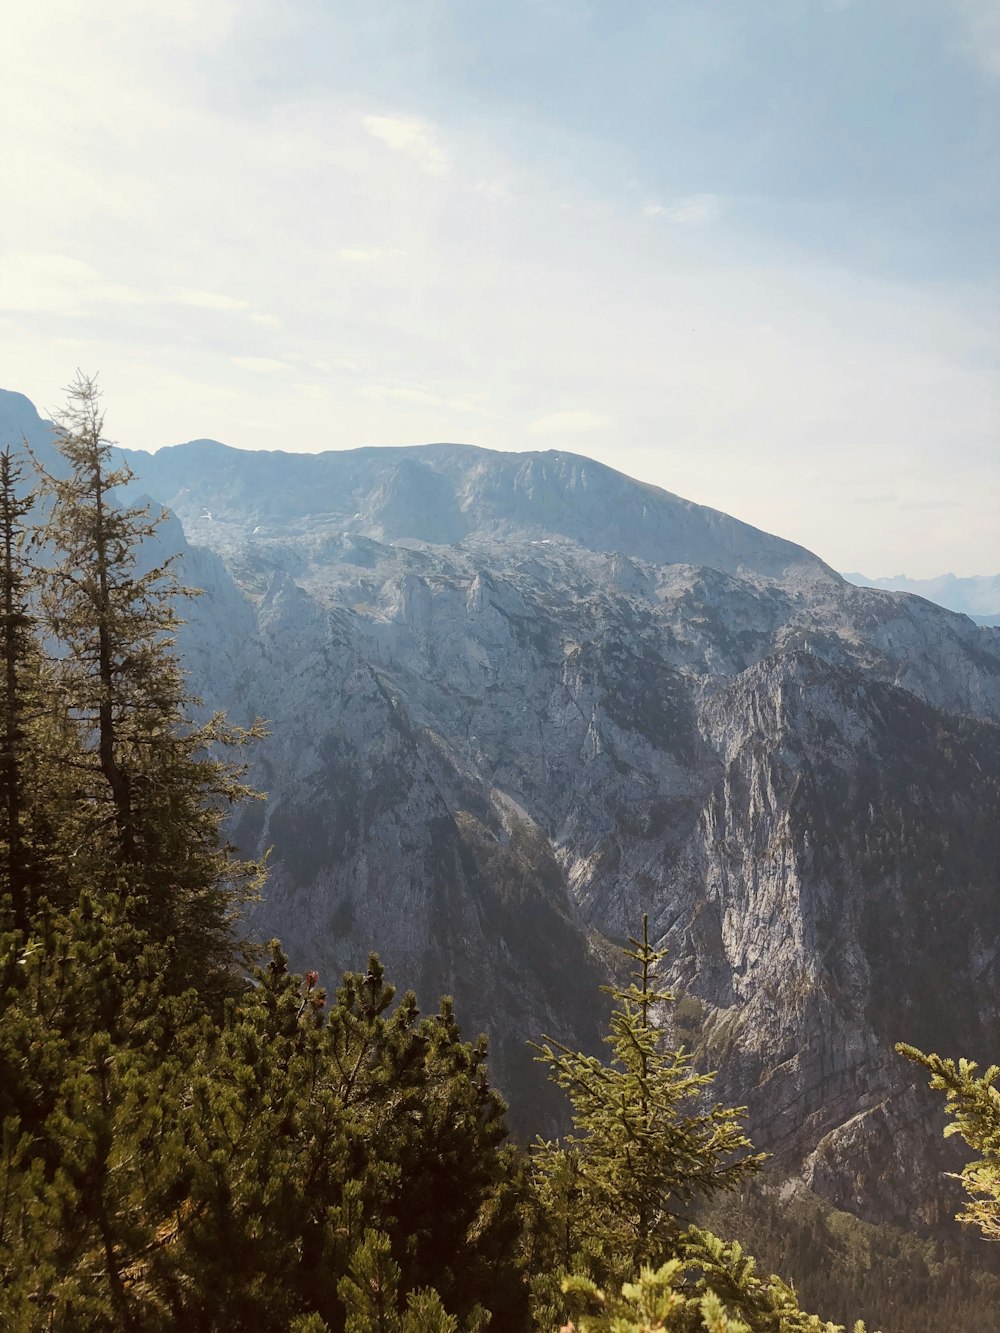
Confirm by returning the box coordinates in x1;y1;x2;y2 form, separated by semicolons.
843;571;1000;625
2;386;998;1236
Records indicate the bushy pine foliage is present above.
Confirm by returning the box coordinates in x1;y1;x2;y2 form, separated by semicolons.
898;1042;1000;1242
0;902;528;1329
557;1254;872;1333
0;448;67;933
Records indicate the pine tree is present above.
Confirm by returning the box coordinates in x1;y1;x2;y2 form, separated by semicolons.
0;448;60;933
558;1255;874;1333
531;915;764;1296
0;447;44;927
0;894;211;1330
530;920;878;1332
34;373;263;991
337;1229;469;1332
897;1042;1000;1242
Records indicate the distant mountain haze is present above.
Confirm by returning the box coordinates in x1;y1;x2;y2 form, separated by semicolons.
2;385;998;1232
844;571;1000;624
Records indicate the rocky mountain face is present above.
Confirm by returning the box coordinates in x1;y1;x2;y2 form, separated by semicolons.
3;388;999;1229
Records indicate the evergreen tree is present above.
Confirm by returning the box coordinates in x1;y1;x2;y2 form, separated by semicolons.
0;448;34;932
527;920;881;1330
897;1042;1000;1242
34;373;263;991
531;915;764;1302
0;909;529;1330
558;1254;874;1333
337;1229;469;1332
0;448;60;933
0;893;211;1329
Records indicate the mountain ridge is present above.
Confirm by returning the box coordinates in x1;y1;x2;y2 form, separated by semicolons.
844;569;1000;621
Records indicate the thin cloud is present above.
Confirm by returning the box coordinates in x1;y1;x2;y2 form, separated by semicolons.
172;288;252;311
528;410;610;435
949;0;1000;77
231;356;293;374
0;253;148;313
337;247;403;263
362;114;451;176
362;383;444;407
170;290;281;327
649;194;723;226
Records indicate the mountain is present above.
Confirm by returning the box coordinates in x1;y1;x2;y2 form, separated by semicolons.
3;387;999;1234
844;570;1000;625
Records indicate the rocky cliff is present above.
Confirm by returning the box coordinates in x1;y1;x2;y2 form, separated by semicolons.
3;387;998;1226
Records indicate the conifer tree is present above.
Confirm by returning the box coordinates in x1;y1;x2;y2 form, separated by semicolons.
531;915;764;1297
0;448;59;932
1;911;529;1330
34;373;263;990
337;1228;470;1332
898;1042;1000;1242
531;922;879;1332
558;1255;873;1333
0;893;211;1329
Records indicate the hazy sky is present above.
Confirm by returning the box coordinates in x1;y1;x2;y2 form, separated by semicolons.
1;0;997;576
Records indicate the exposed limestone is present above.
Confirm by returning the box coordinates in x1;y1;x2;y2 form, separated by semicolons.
2;388;997;1221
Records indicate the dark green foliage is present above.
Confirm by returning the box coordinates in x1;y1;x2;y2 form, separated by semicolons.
0;448;63;934
168;945;528;1331
0;913;527;1330
32;373;264;993
0;894;212;1329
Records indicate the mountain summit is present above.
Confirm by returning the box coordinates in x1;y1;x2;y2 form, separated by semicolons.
120;434;832;585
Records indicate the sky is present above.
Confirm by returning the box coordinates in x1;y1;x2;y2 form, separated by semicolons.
1;0;997;577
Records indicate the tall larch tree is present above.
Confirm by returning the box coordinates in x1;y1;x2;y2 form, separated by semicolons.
0;447;62;932
35;372;263;992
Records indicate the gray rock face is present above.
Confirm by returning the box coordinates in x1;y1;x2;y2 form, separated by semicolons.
2;387;998;1222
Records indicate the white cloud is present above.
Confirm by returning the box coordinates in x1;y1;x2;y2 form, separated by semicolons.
949;0;1000;76
528;410;610;435
646;194;723;226
337;247;402;263
231;357;293;374
362;114;452;176
171;288;251;311
0;2;995;577
475;178;513;201
0;253;148;313
362;383;443;406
